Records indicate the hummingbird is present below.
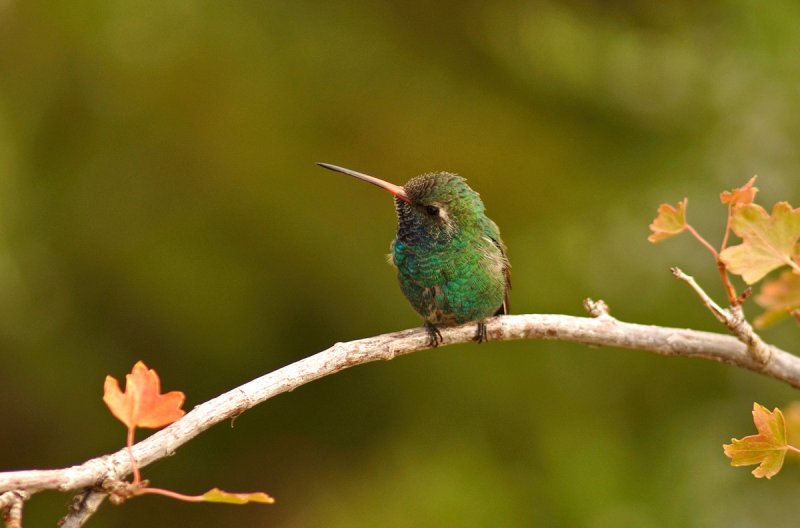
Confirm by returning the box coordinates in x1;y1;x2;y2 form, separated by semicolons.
318;163;510;346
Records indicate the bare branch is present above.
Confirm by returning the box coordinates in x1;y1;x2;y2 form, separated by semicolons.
0;310;797;521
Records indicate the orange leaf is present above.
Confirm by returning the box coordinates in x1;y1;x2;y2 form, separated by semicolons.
201;488;275;505
754;270;800;328
720;175;758;206
719;202;800;284
648;198;688;243
723;403;787;479
104;361;186;429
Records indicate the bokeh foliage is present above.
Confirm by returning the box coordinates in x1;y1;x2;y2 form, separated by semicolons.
1;0;800;526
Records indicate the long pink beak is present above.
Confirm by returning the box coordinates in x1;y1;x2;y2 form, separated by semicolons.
317;163;410;203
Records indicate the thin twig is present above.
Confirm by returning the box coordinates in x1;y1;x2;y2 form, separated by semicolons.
672;267;772;364
59;490;106;528
684;224;719;259
671;267;729;323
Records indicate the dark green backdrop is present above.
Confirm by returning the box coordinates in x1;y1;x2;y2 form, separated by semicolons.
1;1;799;526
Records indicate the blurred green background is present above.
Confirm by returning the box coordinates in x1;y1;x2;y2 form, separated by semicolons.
2;0;800;526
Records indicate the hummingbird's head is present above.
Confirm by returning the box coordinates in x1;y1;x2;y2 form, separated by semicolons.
317;163;487;246
395;172;486;246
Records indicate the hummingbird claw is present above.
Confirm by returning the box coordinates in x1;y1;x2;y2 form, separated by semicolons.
424;322;443;347
473;321;488;343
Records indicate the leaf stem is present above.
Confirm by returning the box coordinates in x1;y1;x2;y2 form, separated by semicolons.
716;204;741;304
134;487;205;502
721;204;733;251
686;220;739;304
786;444;800;455
127;427;141;486
685;224;719;259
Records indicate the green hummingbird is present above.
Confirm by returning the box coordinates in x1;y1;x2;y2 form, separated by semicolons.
318;163;510;346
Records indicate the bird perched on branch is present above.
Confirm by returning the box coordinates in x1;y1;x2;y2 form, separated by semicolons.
318;163;510;346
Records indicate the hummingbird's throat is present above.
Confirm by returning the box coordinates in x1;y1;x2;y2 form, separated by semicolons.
395;200;457;246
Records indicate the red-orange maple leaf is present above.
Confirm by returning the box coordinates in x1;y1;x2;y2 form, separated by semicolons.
720;175;758;206
104;361;186;430
101;362;274;501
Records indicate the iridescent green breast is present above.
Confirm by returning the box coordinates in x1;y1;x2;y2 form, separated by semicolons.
390;172;509;325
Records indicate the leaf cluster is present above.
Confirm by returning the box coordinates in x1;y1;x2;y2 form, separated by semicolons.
649;176;800;327
650;177;800;479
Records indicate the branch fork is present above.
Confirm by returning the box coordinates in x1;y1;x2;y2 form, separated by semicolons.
671;267;772;364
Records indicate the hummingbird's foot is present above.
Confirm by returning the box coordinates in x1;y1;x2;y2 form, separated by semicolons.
473;321;488;343
424;321;443;347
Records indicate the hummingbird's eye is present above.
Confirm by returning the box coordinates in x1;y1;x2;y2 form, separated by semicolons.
424;205;440;216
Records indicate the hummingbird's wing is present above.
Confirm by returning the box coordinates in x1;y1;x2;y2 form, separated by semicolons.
489;235;511;315
481;214;511;315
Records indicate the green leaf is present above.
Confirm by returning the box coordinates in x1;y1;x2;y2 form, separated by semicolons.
719;202;800;284
201;488;275;505
723;403;788;479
